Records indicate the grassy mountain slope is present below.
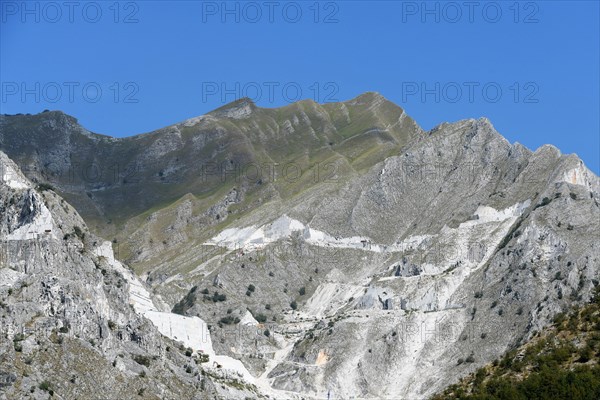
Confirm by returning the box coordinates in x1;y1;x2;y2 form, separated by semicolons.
433;289;600;400
0;93;422;239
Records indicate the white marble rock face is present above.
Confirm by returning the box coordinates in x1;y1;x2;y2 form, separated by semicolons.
0;96;598;399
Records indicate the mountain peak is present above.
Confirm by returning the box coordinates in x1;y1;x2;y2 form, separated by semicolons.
346;91;387;106
208;97;257;119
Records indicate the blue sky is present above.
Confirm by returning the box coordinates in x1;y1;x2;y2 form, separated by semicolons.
1;0;599;172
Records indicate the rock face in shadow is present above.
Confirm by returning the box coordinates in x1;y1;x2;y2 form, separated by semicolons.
0;152;259;400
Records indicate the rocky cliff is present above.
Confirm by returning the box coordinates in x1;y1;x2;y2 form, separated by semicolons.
1;94;599;399
0;152;271;399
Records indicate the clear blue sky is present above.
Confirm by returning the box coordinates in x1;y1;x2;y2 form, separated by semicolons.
1;1;598;172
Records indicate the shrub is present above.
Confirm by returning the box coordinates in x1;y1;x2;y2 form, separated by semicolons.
578;345;593;363
536;197;551;208
255;313;267;323
554;271;562;281
36;183;55;192
290;300;298;310
108;320;117;330
491;300;498;308
219;315;240;325
73;226;85;240
265;304;271;310
474;291;483;298
39;380;52;393
264;329;270;337
133;355;151;367
299;287;306;296
248;284;255;292
212;292;226;302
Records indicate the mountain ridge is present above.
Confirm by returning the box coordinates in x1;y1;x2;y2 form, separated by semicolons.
0;96;591;176
1;94;599;399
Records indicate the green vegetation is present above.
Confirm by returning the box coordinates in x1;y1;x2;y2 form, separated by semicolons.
212;292;227;302
173;286;200;315
219;315;240;325
36;183;55;192
73;226;85;240
533;196;552;210
38;380;53;395
434;289;600;400
13;333;25;352
290;300;298;310
254;313;267;323
133;355;151;367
